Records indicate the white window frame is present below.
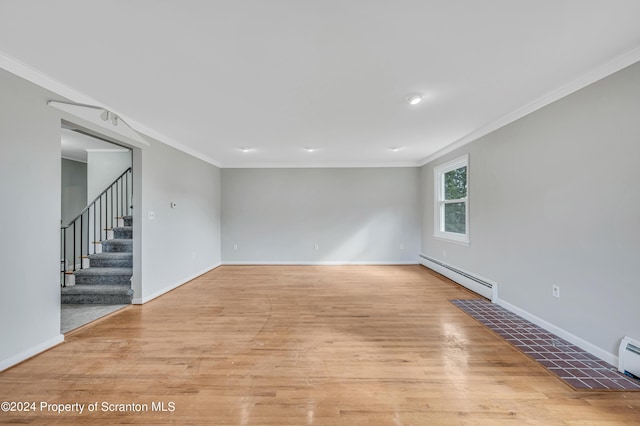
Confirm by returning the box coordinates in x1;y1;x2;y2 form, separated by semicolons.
434;154;469;245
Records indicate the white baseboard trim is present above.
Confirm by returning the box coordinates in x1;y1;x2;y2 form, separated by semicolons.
0;334;64;372
221;260;419;266
132;262;221;305
419;254;496;302
418;253;616;365
496;298;618;366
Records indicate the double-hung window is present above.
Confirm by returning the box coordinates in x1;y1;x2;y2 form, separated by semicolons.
434;154;469;245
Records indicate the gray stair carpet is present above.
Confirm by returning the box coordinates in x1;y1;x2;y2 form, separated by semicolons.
88;252;132;268
101;239;132;252
113;226;132;239
62;215;133;305
61;285;134;305
74;267;133;285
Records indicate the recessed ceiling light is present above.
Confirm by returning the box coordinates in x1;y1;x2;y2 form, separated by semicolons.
408;94;422;105
239;147;253;153
389;147;402;152
303;147;317;153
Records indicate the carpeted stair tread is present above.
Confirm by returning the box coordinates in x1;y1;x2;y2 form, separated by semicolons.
74;267;132;276
101;239;133;253
113;226;133;239
89;252;132;259
62;214;133;305
61;285;133;304
88;252;132;268
74;267;132;286
102;239;132;244
61;284;133;295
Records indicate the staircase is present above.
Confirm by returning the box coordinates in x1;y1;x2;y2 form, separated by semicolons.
60;167;134;305
61;216;134;304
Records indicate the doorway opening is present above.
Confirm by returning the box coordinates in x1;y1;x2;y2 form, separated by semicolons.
60;125;133;333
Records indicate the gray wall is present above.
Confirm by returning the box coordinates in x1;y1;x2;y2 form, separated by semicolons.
87;150;131;202
61;158;88;270
138;140;221;302
222;168;420;263
61;158;87;225
0;69;63;367
420;61;640;358
0;68;222;369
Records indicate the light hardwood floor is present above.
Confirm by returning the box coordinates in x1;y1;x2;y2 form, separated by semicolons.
1;265;638;425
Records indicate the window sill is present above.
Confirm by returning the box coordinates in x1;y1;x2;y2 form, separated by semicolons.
433;234;470;246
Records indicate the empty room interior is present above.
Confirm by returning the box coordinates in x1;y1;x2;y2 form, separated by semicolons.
1;1;639;424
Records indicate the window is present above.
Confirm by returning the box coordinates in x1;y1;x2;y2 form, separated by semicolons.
434;154;469;245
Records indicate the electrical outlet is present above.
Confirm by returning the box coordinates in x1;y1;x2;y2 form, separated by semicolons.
552;285;560;299
148;211;155;220
314;243;319;251
233;244;238;250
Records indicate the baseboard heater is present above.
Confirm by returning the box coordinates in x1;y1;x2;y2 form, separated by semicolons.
419;254;496;301
618;336;640;380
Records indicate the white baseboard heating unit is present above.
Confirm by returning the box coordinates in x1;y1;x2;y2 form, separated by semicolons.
419;254;496;302
618;336;640;379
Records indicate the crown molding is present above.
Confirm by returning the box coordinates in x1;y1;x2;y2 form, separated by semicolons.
61;155;87;163
85;148;130;153
220;161;422;169
4;45;639;171
0;51;222;167
419;45;640;166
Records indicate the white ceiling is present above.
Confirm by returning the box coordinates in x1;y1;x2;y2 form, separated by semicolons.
61;128;129;163
2;1;640;167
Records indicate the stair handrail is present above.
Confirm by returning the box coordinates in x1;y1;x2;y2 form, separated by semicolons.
60;167;132;286
62;167;132;229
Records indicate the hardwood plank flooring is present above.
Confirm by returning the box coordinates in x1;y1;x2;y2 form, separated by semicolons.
1;265;638;424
